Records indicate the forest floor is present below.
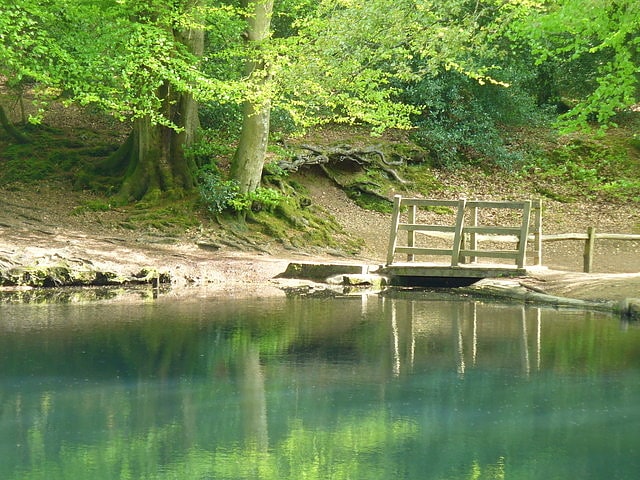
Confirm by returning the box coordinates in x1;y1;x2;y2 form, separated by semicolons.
1;169;639;302
1;97;639;302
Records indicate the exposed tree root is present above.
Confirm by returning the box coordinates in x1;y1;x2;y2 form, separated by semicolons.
278;144;409;185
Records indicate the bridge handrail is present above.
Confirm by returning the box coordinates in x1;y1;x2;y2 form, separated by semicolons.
386;195;537;268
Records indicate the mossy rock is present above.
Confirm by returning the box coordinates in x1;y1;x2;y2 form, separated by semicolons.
131;268;171;285
277;262;368;281
0;264;170;288
619;298;640;321
1;266;72;287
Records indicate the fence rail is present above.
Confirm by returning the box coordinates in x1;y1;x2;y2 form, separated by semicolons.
539;228;640;273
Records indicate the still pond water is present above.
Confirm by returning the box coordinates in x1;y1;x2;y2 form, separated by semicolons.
1;290;640;480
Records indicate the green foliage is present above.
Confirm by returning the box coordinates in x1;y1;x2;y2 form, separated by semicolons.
269;106;298;137
2;0;638;208
197;165;284;215
597;178;640;202
0;1;245;128
197;165;241;214
198;103;242;134
515;0;640;131
522;133;640;201
262;159;290;181
400;2;555;170
228;186;284;213
272;0;538;134
184;130;235;168
276;0;421;132
0;0;548;192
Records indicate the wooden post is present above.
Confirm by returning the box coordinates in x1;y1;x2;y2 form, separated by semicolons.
516;200;531;268
407;204;417;262
583;226;596;273
386;195;403;265
458;232;466;264
532;199;543;266
469;201;478;264
451;198;467;267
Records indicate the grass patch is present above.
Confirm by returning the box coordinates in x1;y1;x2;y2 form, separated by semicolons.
72;199;115;214
521;128;640;203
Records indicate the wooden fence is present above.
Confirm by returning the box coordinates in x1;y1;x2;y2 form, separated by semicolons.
541;228;640;273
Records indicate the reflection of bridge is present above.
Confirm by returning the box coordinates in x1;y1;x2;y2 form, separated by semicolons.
382;296;544;378
382;196;541;285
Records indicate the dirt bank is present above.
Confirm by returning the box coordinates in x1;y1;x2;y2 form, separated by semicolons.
1;177;639;302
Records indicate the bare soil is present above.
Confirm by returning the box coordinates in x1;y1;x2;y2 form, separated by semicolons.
1;171;639;301
2;88;639;302
0;183;294;297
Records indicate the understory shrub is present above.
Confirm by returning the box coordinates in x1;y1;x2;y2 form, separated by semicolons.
197;165;240;214
197;165;284;214
403;68;551;170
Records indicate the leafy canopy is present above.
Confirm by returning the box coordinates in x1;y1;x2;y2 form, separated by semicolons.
1;0;539;134
0;0;242;127
517;0;640;130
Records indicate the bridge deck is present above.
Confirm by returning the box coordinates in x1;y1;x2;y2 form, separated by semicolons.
381;262;529;279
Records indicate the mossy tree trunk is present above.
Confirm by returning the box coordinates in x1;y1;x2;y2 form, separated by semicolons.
116;86;200;201
0;105;29;144
230;0;274;194
102;10;204;201
232;97;271;195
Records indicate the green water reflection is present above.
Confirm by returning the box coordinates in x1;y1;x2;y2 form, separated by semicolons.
1;293;639;479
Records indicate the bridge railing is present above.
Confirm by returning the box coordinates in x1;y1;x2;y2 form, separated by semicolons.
386;196;541;268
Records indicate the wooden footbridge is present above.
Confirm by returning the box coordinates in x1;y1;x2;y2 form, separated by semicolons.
281;195;638;288
382;195;542;285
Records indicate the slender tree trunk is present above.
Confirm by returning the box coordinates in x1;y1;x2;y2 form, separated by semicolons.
231;0;274;194
233;99;271;194
170;22;204;189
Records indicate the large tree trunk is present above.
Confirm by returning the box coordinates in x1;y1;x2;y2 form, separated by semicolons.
0;105;29;144
119;117;174;201
103;5;204;201
231;0;274;194
111;87;200;201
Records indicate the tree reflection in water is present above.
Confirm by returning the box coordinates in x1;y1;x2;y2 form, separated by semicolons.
1;293;640;479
